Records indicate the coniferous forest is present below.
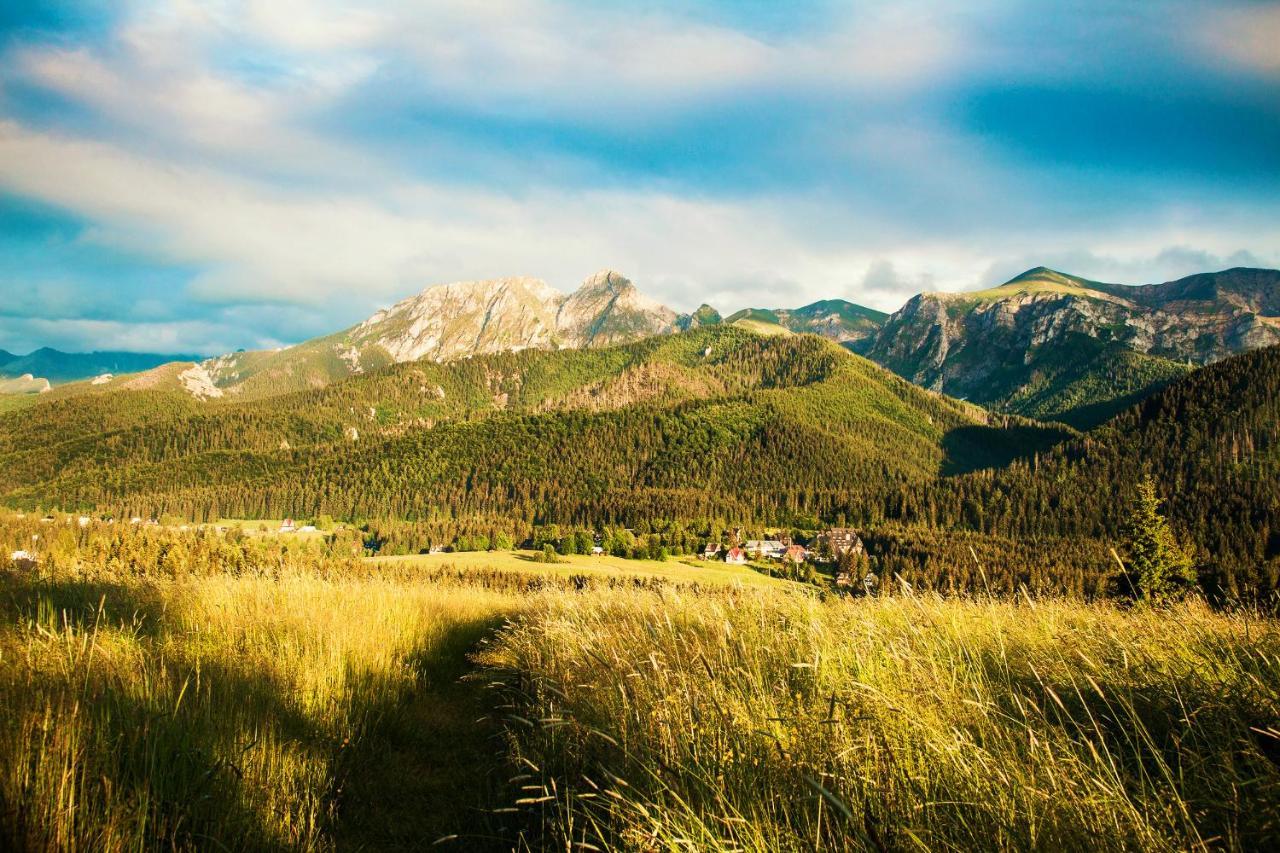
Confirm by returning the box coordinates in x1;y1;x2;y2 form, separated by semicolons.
3;328;1278;603
5;3;1280;847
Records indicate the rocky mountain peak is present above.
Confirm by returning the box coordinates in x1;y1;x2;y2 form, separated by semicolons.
575;269;634;296
196;270;681;397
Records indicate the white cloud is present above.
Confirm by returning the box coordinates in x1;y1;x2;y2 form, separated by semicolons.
1198;4;1280;75
0;315;260;357
231;0;971;116
0;0;1276;355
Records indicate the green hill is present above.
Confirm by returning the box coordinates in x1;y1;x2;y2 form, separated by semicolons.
724;299;887;352
904;345;1280;599
0;326;1069;537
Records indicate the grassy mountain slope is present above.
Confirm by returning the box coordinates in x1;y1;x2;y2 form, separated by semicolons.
0;327;1070;529
724;299;887;352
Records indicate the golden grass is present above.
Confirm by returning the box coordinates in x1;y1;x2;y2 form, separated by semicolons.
3;538;1278;851
369;549;784;588
481;590;1280;851
0;567;528;850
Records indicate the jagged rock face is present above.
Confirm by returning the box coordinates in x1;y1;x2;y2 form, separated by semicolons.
354;269;677;361
349;276;564;363
556;270;678;347
866;267;1280;403
201;270;678;397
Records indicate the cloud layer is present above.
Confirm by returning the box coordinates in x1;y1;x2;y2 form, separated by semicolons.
0;0;1277;354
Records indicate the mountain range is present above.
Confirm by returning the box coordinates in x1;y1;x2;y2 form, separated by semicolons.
865;266;1280;426
0;348;203;386
2;322;1276;597
5;265;1278;428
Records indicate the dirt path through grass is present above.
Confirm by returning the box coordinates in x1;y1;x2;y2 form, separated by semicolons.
334;615;523;851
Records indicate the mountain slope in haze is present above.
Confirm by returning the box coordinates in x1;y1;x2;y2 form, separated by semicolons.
866;266;1278;426
0;348;200;385
723;299;887;352
0;326;1071;529
200;269;678;399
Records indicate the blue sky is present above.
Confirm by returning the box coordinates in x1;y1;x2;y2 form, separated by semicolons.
1;0;1277;355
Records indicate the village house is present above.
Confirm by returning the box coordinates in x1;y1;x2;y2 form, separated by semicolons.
725;546;747;565
279;518;297;533
820;527;865;558
10;550;37;569
701;542;722;560
744;539;786;560
783;544;808;564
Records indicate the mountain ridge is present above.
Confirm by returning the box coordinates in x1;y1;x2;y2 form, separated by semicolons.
865;266;1279;425
8;265;1276;430
0;347;203;386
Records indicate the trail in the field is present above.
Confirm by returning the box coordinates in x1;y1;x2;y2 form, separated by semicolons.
333;617;525;852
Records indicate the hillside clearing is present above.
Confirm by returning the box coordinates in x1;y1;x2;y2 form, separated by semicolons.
368;549;785;588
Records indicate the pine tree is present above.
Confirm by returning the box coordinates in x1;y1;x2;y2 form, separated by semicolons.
1122;478;1197;603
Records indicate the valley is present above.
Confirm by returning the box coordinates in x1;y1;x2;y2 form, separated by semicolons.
4;2;1279;847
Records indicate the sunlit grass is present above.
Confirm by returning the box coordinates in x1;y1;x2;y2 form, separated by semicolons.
370;549;784;587
482;591;1280;851
0;567;525;850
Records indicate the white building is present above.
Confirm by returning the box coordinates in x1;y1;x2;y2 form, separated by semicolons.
744;540;786;559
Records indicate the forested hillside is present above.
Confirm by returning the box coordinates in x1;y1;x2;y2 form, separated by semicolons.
0;327;1064;524
901;345;1280;599
3;329;1277;599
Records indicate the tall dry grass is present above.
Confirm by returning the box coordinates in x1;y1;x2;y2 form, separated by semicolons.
481;590;1280;851
0;567;524;850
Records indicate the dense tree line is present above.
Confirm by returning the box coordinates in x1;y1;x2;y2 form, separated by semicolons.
2;330;1276;601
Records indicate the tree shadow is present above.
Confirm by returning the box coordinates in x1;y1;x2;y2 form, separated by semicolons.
940;423;1075;476
331;614;526;851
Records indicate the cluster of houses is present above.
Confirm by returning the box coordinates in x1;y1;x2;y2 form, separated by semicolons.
700;528;866;568
278;518;319;534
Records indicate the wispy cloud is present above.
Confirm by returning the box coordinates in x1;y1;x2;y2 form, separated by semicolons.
1196;4;1280;75
0;0;1276;354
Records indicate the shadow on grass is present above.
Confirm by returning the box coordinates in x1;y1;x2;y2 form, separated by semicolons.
0;573;532;850
331;614;526;851
0;573;171;637
0;577;314;850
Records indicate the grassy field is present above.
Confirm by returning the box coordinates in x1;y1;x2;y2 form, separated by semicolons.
369;549;784;588
485;592;1280;851
2;527;1279;850
0;564;543;850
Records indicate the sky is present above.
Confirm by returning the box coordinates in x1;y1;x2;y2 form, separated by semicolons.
0;0;1278;355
